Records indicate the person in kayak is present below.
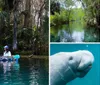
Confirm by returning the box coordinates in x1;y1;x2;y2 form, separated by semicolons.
3;45;12;58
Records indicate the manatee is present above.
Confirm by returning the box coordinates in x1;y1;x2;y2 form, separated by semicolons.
50;50;94;85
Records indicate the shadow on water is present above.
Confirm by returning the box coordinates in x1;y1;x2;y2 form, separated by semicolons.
50;21;100;42
0;57;48;85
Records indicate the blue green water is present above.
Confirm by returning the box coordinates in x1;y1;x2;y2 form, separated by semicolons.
50;44;100;85
0;58;48;85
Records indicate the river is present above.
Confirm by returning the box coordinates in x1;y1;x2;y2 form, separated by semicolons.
51;21;100;42
0;58;48;85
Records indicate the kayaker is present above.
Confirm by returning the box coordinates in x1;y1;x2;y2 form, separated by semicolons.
3;45;12;58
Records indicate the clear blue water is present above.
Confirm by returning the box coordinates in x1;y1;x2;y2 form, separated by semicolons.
0;58;48;85
50;44;100;85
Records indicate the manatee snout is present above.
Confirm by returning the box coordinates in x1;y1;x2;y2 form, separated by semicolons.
76;66;92;78
50;50;94;85
76;50;94;78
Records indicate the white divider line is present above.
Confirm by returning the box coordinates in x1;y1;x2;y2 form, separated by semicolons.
49;0;50;84
50;42;100;44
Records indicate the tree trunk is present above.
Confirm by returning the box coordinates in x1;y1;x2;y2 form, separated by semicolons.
96;15;100;26
24;0;31;28
13;11;17;50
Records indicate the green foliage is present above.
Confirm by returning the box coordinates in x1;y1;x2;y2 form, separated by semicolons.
50;10;69;26
0;11;9;27
0;0;4;11
50;8;85;26
51;0;100;26
50;0;100;42
0;45;3;54
64;0;74;8
82;0;100;26
0;0;49;55
17;28;33;50
0;11;12;46
18;28;33;40
50;0;60;14
69;8;85;21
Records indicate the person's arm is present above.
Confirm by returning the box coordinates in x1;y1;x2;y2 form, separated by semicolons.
3;52;5;56
8;51;11;57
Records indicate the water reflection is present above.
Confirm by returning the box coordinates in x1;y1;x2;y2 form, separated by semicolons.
58;30;72;42
0;58;48;85
58;29;84;42
29;59;48;85
72;31;84;42
0;61;19;74
50;21;99;42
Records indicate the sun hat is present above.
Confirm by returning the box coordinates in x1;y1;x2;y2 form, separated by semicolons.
4;45;9;49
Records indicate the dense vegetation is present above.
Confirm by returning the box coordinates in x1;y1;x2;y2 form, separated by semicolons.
50;0;100;28
0;0;49;55
50;0;100;42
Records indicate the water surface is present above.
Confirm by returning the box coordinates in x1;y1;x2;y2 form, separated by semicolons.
0;58;48;85
51;21;100;42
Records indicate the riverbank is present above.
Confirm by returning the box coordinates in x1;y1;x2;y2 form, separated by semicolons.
20;55;48;60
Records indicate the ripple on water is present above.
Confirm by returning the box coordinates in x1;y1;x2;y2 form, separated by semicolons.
0;58;48;85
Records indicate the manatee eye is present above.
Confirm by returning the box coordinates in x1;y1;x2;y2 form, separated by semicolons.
88;64;92;67
69;56;73;60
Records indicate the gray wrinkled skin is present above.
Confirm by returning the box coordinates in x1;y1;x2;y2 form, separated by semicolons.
50;50;94;85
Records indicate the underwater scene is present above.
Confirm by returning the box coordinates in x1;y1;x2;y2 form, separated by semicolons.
50;44;100;85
